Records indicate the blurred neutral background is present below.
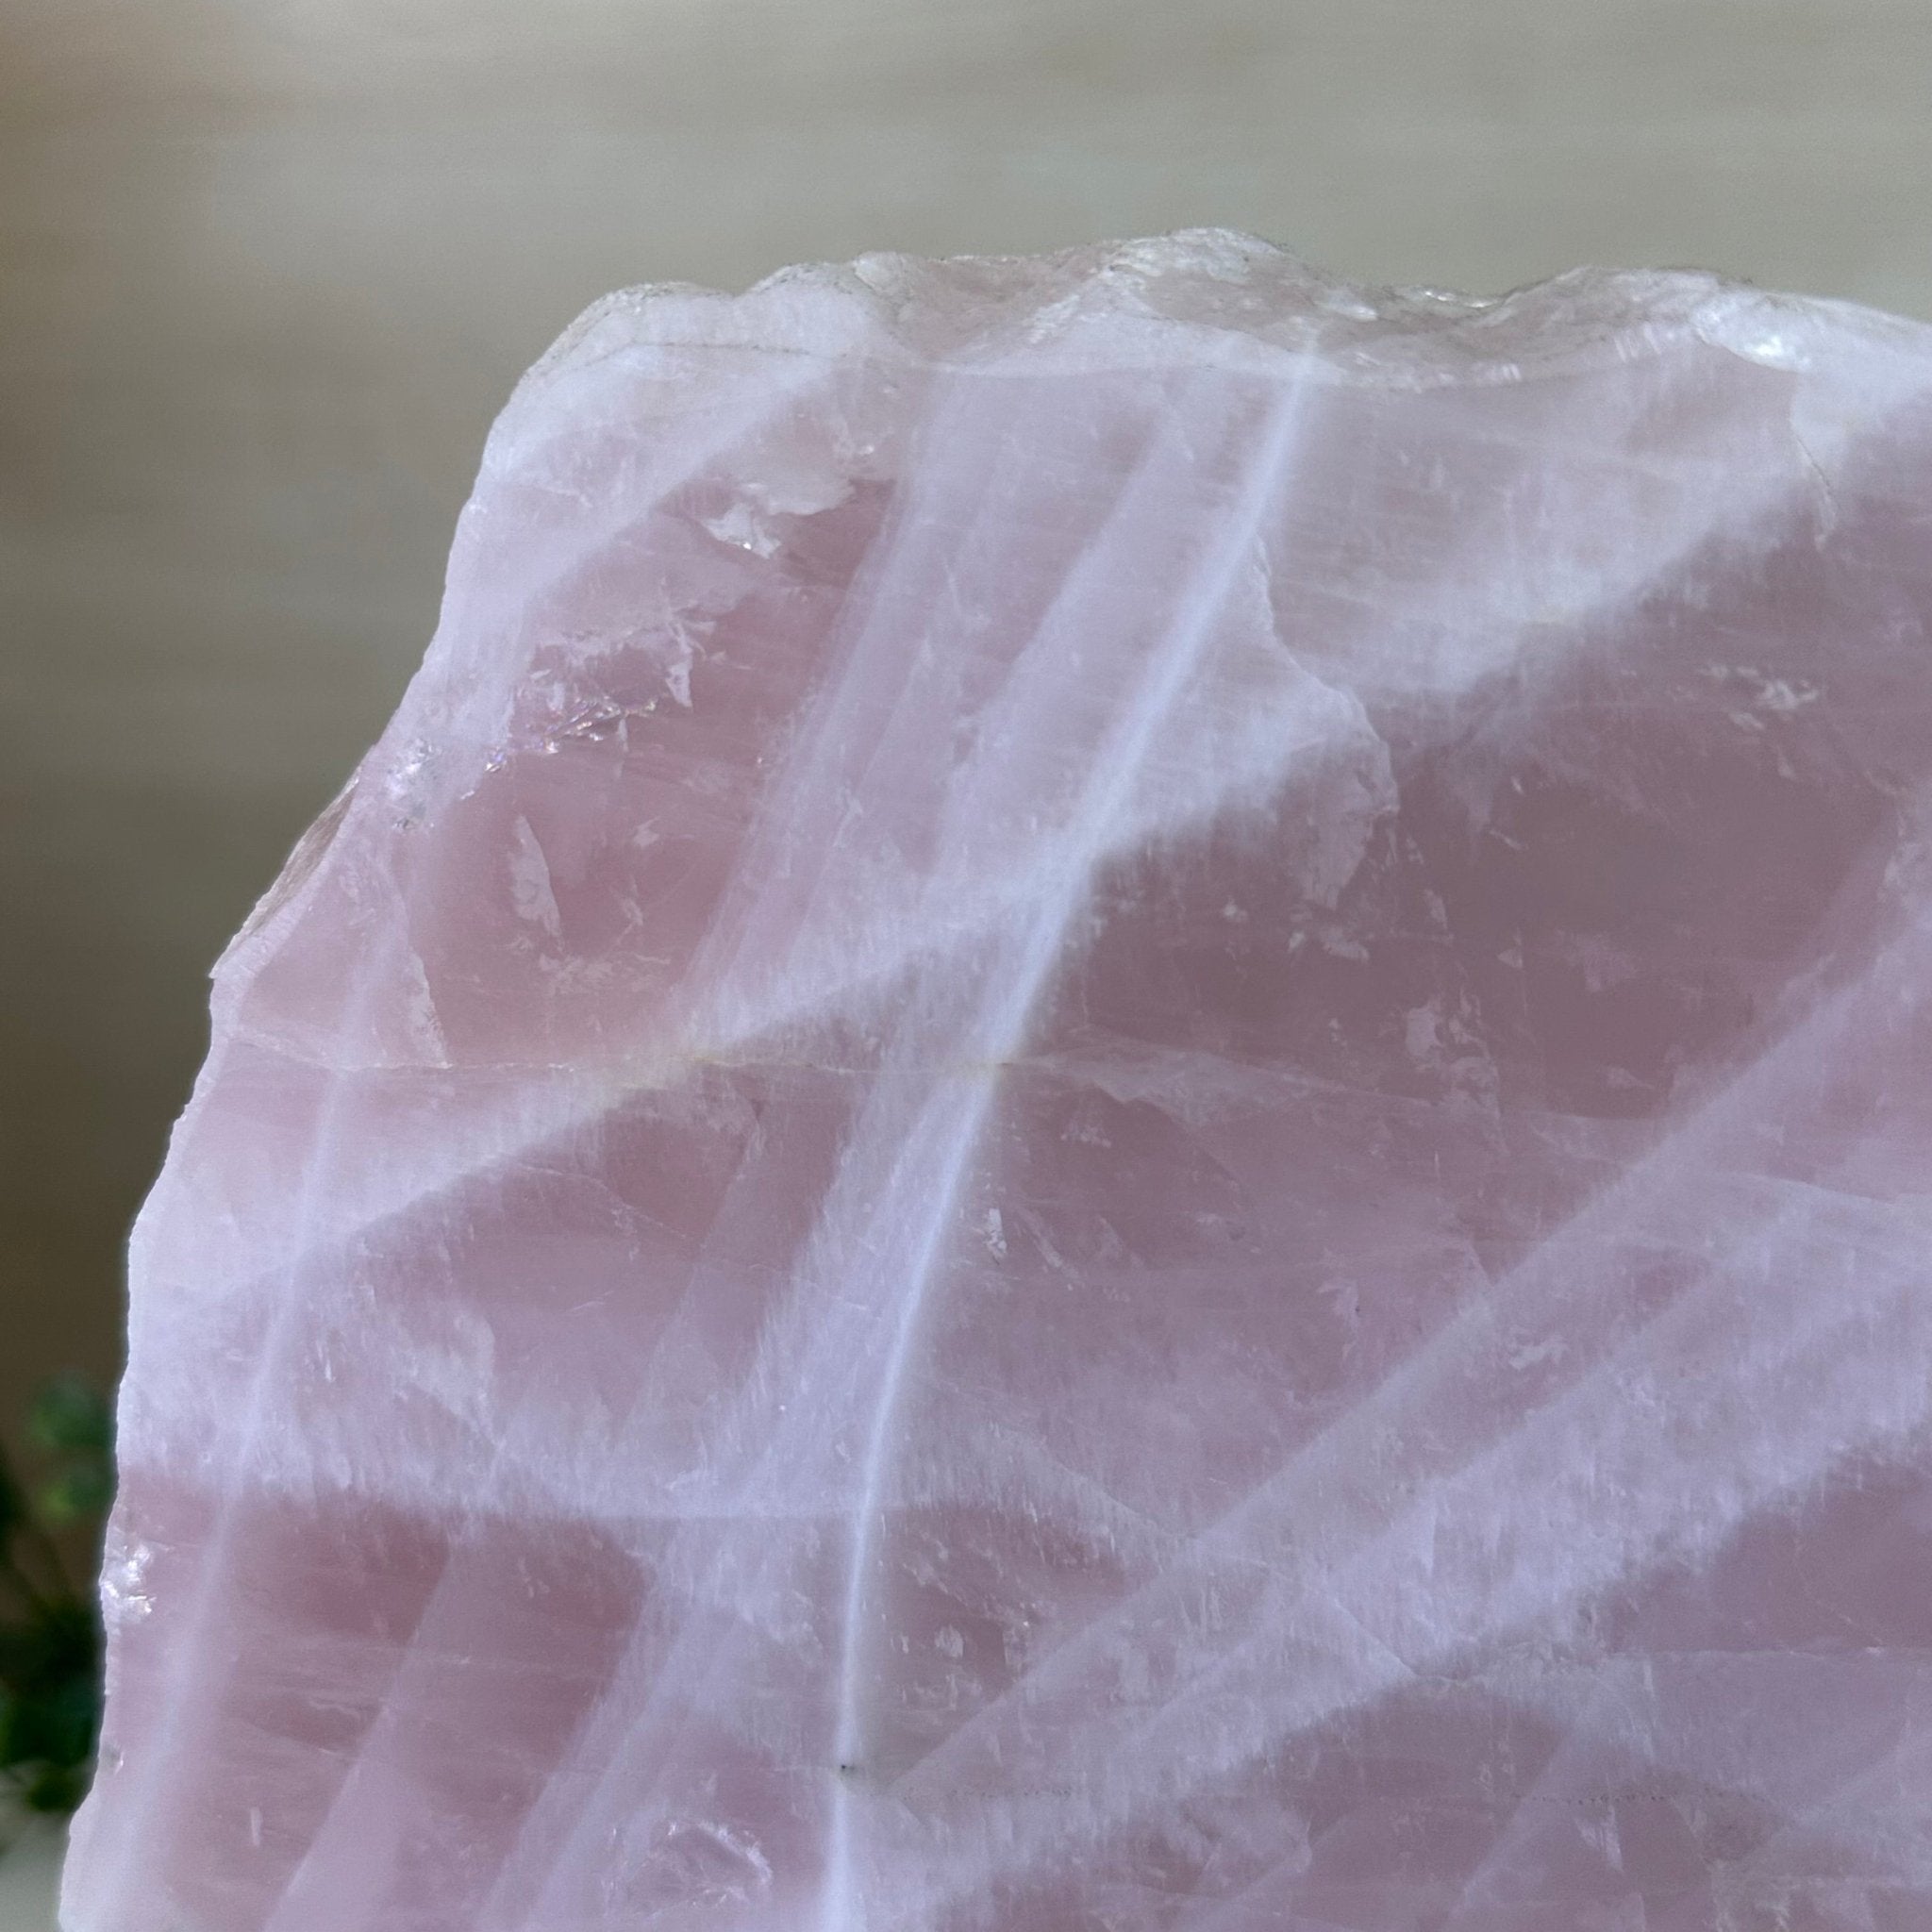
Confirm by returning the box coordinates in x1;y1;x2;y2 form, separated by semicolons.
2;0;1931;1914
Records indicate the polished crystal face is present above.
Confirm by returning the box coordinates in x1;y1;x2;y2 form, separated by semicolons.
66;231;1932;1932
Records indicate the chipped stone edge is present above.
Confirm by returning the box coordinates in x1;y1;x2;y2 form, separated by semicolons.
510;225;1932;415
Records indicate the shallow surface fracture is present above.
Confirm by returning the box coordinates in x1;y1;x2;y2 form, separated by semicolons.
65;231;1932;1932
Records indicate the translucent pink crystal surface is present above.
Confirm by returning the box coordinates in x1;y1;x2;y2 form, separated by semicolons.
65;231;1932;1932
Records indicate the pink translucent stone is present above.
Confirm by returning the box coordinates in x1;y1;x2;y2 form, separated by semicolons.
65;232;1932;1932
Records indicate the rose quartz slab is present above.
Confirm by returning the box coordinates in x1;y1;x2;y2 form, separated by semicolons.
65;232;1932;1932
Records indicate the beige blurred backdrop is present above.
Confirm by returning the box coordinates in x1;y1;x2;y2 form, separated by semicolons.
5;0;1932;1544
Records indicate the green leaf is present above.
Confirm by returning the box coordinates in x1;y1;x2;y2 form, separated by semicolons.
0;1602;102;1801
27;1377;113;1457
37;1463;113;1525
0;1379;110;1826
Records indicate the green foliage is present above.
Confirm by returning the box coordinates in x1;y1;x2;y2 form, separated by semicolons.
28;1380;115;1530
29;1377;113;1457
0;1376;113;1844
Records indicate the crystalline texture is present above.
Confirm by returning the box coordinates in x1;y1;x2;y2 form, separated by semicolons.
64;231;1932;1932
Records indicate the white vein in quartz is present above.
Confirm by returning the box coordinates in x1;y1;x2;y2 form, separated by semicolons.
891;893;1932;1919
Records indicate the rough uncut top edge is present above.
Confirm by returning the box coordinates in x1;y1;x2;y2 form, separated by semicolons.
203;227;1932;1005
509;225;1932;416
